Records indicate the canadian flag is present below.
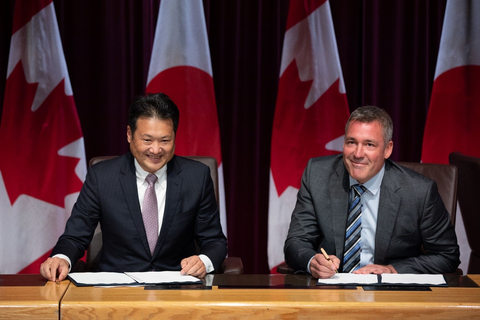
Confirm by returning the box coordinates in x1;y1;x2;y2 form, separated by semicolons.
268;0;350;272
146;0;227;236
422;0;480;164
0;0;86;274
422;0;480;273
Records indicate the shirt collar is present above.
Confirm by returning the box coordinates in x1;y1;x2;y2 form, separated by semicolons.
134;159;167;188
349;164;385;196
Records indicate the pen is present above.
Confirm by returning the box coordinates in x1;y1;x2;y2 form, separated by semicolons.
320;248;338;273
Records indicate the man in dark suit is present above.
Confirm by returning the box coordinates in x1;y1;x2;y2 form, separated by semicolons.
284;106;459;278
40;93;227;282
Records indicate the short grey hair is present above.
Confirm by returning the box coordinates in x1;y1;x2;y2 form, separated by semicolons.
345;106;393;145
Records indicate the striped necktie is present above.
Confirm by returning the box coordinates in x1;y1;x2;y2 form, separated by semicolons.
343;184;366;273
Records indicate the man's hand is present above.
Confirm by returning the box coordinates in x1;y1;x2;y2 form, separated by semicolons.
40;257;70;282
353;264;397;274
309;253;340;279
181;255;207;278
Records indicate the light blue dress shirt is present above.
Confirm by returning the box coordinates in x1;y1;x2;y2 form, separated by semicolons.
349;164;385;267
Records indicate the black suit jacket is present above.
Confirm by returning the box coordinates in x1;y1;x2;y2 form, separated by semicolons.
284;154;460;274
52;153;227;272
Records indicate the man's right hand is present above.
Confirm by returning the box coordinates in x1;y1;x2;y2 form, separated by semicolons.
309;253;340;279
40;257;70;282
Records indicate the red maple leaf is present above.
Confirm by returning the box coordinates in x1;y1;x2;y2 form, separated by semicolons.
0;62;83;207
271;59;349;196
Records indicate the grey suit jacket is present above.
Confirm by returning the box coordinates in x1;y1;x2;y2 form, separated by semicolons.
284;154;460;274
52;153;227;272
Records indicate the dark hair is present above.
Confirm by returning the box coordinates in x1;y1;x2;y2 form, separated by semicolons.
128;93;179;135
345;106;393;145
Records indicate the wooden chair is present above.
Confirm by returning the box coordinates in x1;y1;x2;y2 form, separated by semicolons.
449;152;480;274
77;155;243;274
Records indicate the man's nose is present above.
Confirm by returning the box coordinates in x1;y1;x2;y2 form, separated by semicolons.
353;145;364;158
150;142;163;154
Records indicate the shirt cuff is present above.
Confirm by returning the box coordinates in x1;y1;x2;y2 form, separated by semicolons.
199;254;214;273
52;254;72;272
306;256;314;274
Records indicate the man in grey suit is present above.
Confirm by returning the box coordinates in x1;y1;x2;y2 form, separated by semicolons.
40;93;227;282
284;106;459;279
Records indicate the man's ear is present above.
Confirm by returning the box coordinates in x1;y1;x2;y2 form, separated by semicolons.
126;126;132;143
384;140;393;159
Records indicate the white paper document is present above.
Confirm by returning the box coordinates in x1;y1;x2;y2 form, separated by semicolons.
317;273;379;285
381;273;446;286
68;272;137;286
317;273;446;286
68;271;201;287
125;271;202;284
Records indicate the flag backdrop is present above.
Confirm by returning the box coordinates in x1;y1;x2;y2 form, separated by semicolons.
146;0;227;236
268;0;350;272
422;0;480;273
0;0;86;274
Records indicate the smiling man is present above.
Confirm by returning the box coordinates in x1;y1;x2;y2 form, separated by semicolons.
284;106;459;278
40;93;227;282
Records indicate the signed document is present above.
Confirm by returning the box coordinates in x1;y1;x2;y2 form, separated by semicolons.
68;271;201;287
381;274;446;286
317;273;446;286
317;273;378;285
125;271;202;285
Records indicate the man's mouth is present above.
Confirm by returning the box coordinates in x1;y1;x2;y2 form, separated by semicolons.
147;154;161;160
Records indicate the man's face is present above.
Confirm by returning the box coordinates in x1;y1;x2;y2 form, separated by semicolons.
343;120;393;184
127;116;175;173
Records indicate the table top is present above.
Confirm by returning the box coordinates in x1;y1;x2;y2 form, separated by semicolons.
0;274;70;320
2;274;479;319
59;274;480;319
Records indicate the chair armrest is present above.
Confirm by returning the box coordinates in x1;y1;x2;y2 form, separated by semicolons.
220;257;244;274
276;262;295;274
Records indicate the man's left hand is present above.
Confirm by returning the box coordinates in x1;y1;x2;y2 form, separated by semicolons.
353;264;397;274
180;255;207;278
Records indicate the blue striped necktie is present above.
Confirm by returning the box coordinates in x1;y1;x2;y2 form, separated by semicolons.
343;184;366;273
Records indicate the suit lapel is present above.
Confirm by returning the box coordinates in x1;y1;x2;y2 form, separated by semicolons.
331;160;350;258
119;153;151;257
154;156;182;255
374;161;401;264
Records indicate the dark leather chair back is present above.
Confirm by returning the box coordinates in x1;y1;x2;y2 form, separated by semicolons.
398;162;458;226
449;152;480;273
84;155;242;274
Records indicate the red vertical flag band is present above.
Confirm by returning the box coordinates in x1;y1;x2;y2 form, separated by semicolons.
0;0;86;273
421;0;480;274
268;0;350;272
146;0;227;236
422;0;480;164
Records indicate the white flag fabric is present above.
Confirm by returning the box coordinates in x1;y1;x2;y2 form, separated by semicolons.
0;0;86;274
146;0;227;236
422;0;480;273
268;0;350;272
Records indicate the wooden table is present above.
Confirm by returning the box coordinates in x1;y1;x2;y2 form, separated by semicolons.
60;274;480;319
0;274;70;320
